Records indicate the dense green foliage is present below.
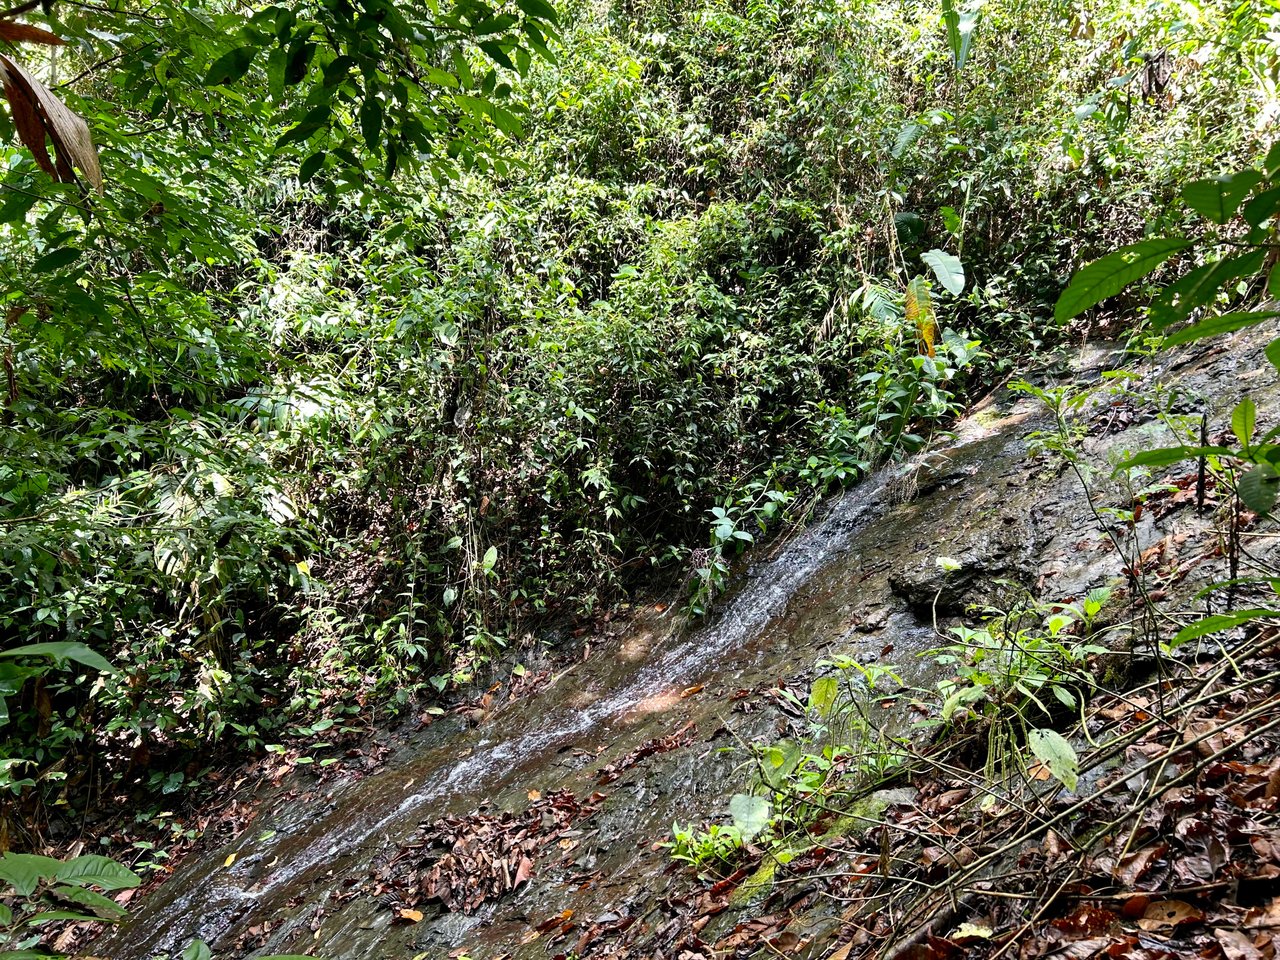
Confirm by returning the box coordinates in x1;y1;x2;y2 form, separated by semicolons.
0;0;1274;843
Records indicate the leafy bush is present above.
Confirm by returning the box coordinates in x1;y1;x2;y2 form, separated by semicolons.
0;852;139;956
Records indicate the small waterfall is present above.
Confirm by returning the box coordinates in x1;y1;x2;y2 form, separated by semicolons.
100;468;895;958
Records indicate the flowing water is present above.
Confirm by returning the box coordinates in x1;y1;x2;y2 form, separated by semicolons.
102;454;947;959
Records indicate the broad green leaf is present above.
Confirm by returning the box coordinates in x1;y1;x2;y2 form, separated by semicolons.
921;249;965;295
425;67;459;88
807;676;839;718
941;684;985;721
0;902;10;925
266;45;287;101
941;0;978;70
759;740;801;788
0;187;38;223
52;883;128;917
1242;185;1280;227
1266;141;1280;178
1266;337;1280;375
892;122;922;159
285;39;316;85
359;97;383;148
479;40;515;70
941;0;961;64
1239;462;1280;515
1028;728;1078;791
22;908;100;924
1182;171;1263;224
953;6;979;70
1148;250;1266;328
1172;608;1277;646
0;853;63;896
481;545;498;573
1163;311;1280;347
204;46;257;86
275;104;331;149
1233;396;1257;449
489;105;524;137
1114;444;1233;470
182;941;214;960
53;854;141;891
0;642;116;674
515;0;558;21
32;247;81;272
728;793;771;842
1055;239;1192;323
474;13;518;36
451;48;474;88
298;151;326;184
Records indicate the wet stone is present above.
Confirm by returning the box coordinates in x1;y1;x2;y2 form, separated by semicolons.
887;516;1038;616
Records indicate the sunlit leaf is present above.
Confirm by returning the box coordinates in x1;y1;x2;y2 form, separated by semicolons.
1027;728;1078;791
808;676;838;717
54;854;142;890
0;642;115;674
1182;171;1263;224
1113;445;1233;471
1055;239;1192;323
1172;608;1278;647
728;793;771;842
921;249;964;295
1232;396;1257;449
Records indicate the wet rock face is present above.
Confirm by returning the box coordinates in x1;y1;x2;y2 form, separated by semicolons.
887;515;1039;616
884;434;1043;616
95;328;1280;960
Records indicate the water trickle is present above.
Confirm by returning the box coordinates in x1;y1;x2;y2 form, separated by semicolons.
101;469;896;959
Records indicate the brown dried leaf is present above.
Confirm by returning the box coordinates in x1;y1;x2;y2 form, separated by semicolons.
1043;938;1112;959
513;855;534;888
1135;899;1204;931
0;53;102;191
1049;904;1122;940
1251;836;1280;865
1243;898;1280;930
1114;841;1168;888
0;21;65;45
1215;928;1265;960
768;930;801;953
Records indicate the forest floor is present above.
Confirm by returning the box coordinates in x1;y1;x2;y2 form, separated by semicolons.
638;637;1280;960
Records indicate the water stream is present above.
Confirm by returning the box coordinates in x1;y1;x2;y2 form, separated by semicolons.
101;463;919;959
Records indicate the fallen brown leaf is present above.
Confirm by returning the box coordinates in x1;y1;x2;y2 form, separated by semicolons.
1215;928;1265;960
1136;899;1204;931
